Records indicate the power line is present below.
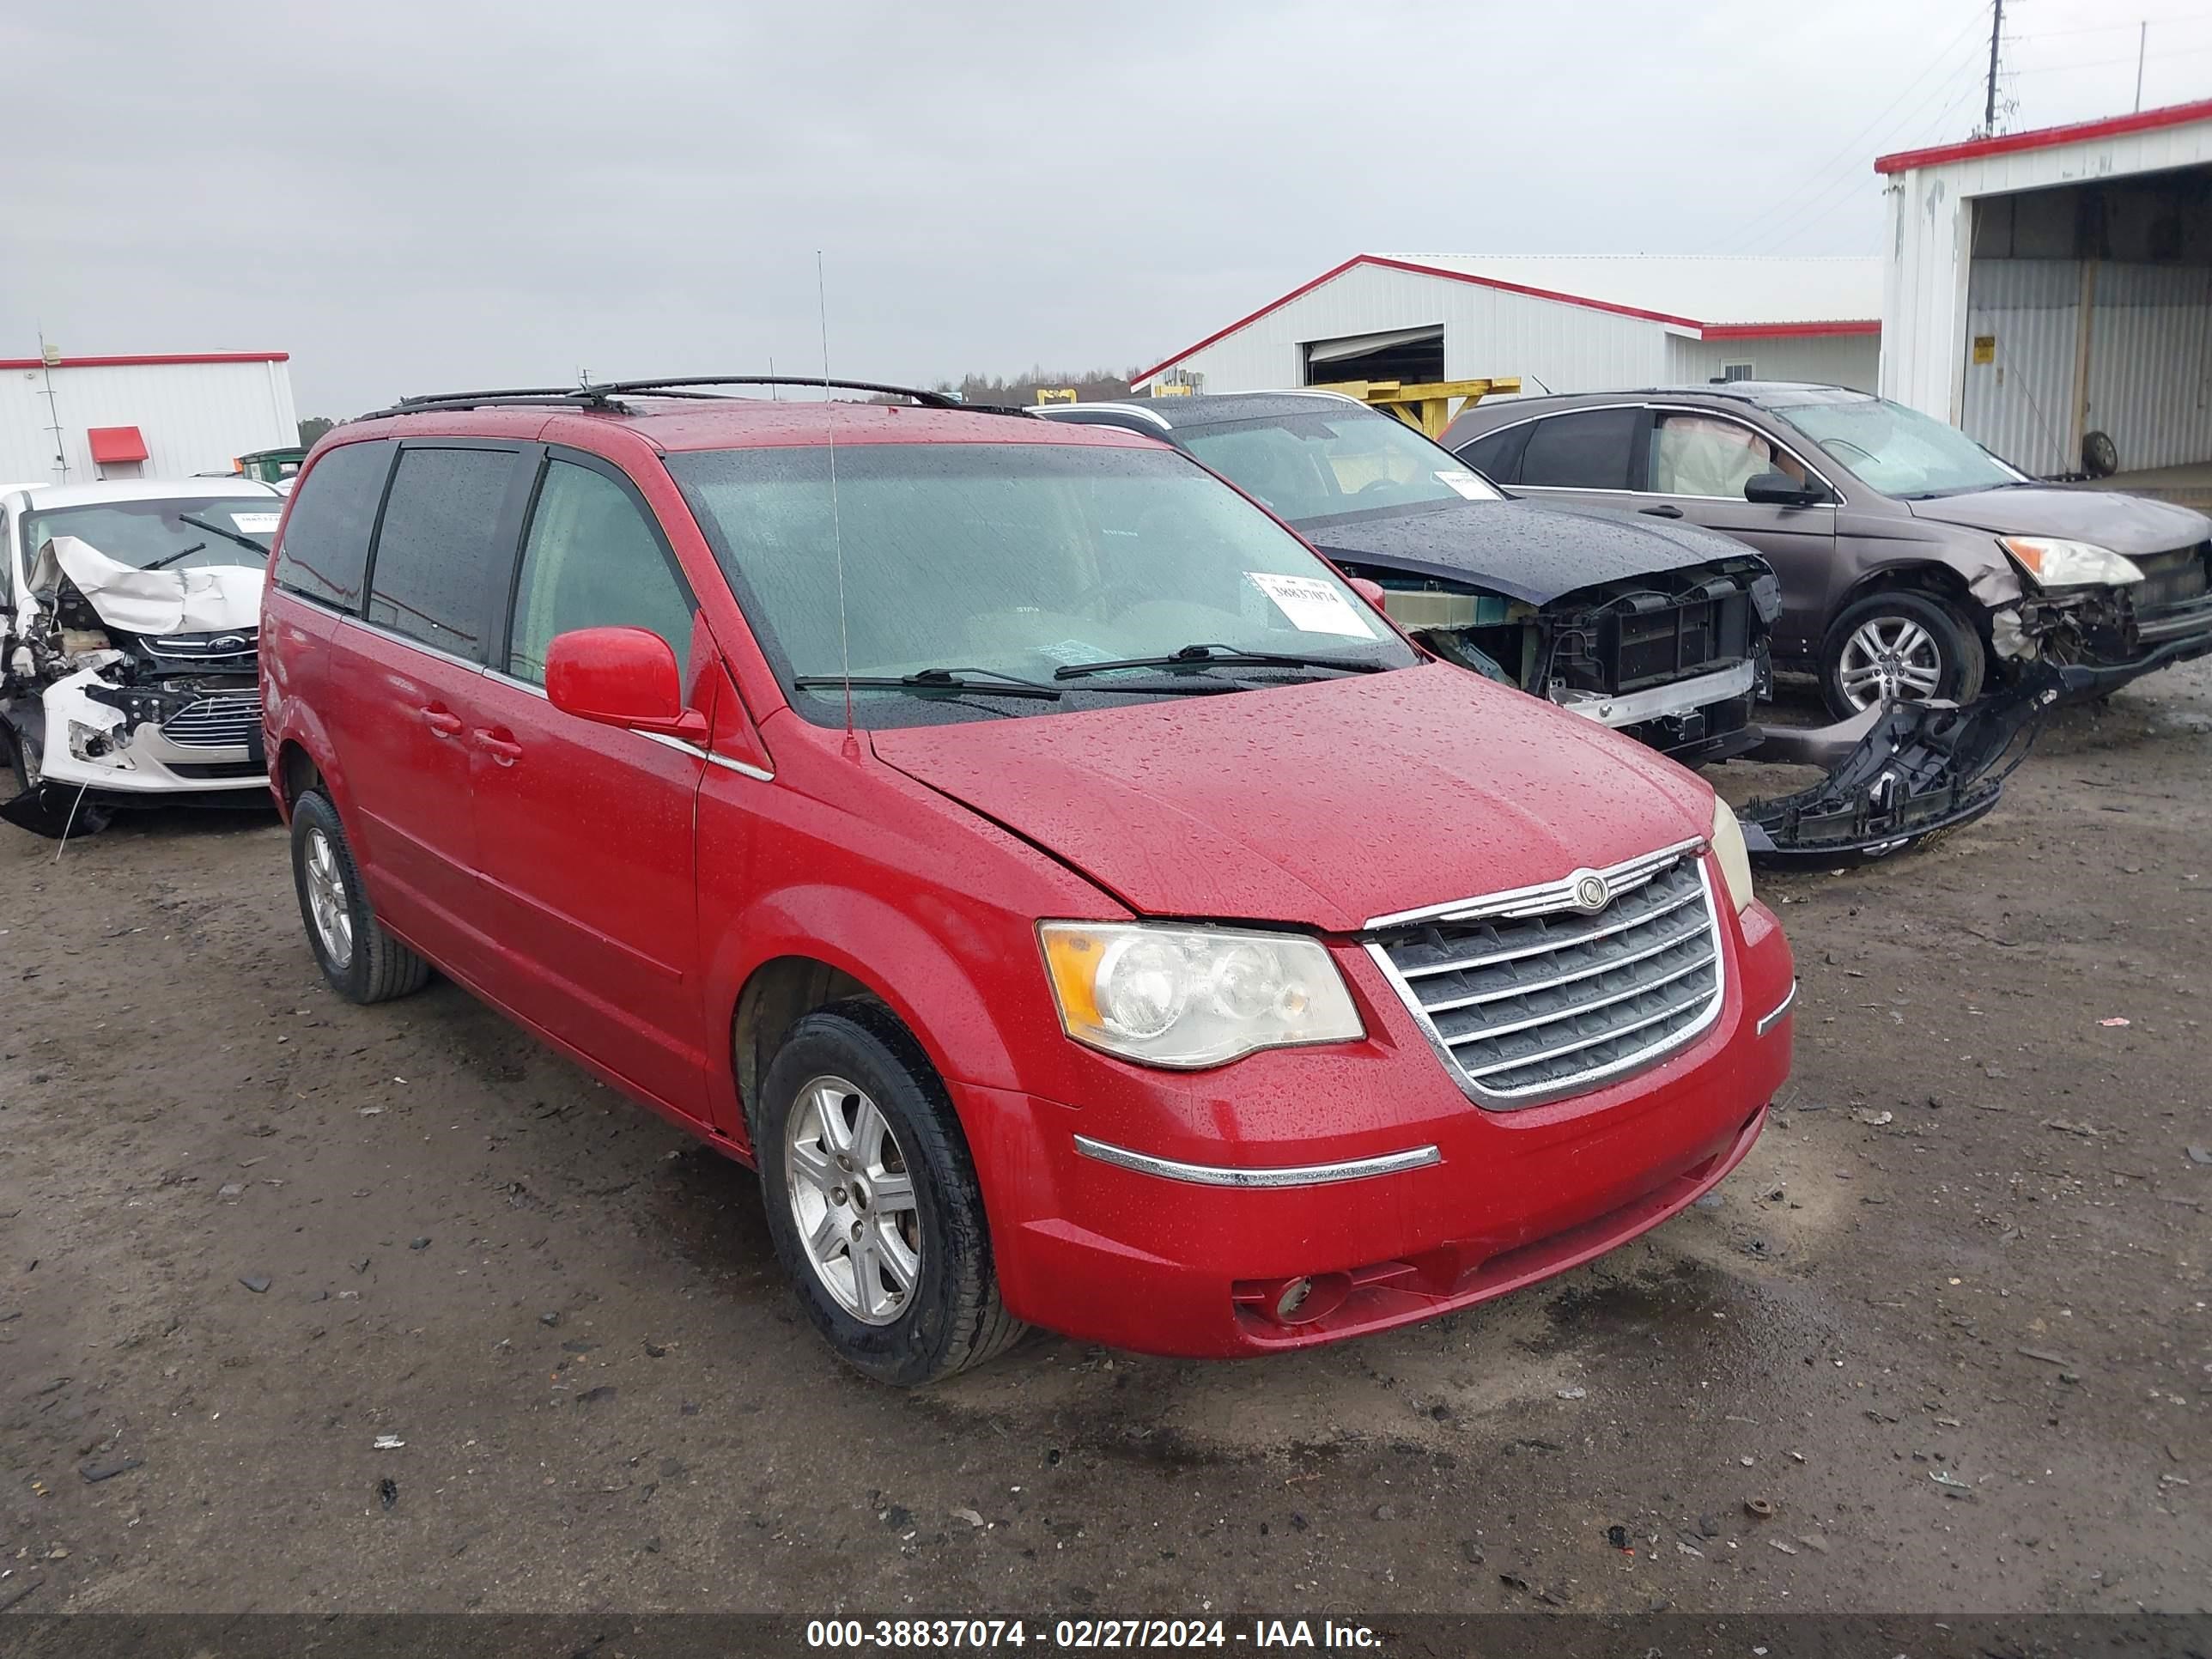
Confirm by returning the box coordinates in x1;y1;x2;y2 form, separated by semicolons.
1715;5;1994;252
1738;40;1992;256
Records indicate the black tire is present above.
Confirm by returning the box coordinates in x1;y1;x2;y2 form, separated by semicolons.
289;791;431;1004
0;727;111;840
755;1000;1025;1385
1818;590;1984;720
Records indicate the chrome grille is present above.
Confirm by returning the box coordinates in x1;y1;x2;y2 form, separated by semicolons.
1365;847;1723;1108
145;629;259;662
161;692;263;750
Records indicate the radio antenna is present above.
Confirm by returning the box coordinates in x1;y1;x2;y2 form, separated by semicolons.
816;251;854;738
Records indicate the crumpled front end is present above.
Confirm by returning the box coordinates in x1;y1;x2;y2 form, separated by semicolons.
1986;540;2212;692
1;536;268;836
1371;557;1780;767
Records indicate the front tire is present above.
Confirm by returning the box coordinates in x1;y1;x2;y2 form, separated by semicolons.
756;1001;1025;1385
1820;591;1984;720
289;791;430;1004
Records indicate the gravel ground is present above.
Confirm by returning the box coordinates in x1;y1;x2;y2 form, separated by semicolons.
1;665;2206;1617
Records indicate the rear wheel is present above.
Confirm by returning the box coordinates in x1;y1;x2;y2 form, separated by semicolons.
1820;591;1984;720
289;791;430;1003
755;1000;1025;1385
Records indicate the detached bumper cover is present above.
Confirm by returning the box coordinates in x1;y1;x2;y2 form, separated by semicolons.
1737;663;2077;866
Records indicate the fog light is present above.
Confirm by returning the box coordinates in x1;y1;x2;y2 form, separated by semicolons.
1275;1278;1313;1322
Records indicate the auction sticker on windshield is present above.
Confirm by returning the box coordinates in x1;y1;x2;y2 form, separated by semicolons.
1245;572;1375;637
1434;469;1487;499
231;512;283;534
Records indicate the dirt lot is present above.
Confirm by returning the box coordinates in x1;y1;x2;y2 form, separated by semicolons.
2;666;2207;1618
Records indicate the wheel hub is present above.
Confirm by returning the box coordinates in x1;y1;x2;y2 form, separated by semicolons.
302;827;355;971
784;1074;922;1326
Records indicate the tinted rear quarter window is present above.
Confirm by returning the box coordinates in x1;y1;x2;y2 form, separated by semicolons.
1455;423;1529;486
1516;408;1640;490
271;441;393;610
367;447;521;659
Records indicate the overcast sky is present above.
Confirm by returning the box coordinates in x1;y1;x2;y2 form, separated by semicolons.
7;0;2209;416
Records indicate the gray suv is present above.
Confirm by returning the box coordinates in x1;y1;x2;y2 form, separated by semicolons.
1443;383;2212;719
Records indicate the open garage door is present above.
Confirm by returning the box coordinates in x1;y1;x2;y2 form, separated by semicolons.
1962;167;2212;484
1303;325;1444;386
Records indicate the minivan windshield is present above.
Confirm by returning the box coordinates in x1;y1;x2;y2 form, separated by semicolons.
1773;397;2025;499
22;496;280;576
667;441;1416;726
1179;410;1502;524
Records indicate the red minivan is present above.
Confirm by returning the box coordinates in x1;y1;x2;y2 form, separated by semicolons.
260;378;1796;1384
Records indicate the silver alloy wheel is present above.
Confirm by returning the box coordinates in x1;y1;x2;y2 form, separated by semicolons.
1837;616;1944;709
784;1074;922;1326
302;826;355;971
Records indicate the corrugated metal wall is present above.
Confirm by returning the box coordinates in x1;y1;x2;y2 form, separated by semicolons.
1961;258;2081;474
1960;258;2212;475
1149;263;1677;399
0;360;297;483
1881;113;2212;437
1668;333;1881;389
2087;261;2212;472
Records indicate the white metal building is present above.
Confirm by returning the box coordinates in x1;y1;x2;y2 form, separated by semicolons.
0;351;298;484
1130;255;1882;401
1878;98;2212;480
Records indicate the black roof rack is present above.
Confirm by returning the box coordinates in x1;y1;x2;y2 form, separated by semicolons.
360;376;1033;421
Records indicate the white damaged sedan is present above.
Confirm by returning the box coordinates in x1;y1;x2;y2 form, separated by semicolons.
1;479;283;837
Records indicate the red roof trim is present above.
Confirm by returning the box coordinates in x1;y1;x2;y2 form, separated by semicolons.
0;351;290;371
1130;256;1880;385
1704;319;1881;339
87;426;149;465
1874;97;2212;175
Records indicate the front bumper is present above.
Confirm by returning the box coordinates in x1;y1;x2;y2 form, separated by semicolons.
960;893;1795;1357
27;665;268;799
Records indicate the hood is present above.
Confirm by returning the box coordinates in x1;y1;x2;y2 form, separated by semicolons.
1906;487;2212;556
870;663;1711;933
30;535;263;635
1297;498;1755;605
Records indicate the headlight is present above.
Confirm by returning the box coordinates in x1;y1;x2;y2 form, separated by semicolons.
1038;921;1364;1068
2000;536;2143;587
1709;796;1754;915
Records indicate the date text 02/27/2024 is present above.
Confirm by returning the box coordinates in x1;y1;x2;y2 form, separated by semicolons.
805;1620;1383;1650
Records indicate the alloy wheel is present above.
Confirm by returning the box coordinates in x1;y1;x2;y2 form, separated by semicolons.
1837;616;1943;709
784;1074;922;1325
302;826;355;970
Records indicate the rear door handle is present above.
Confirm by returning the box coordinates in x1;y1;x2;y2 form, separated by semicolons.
420;707;464;738
1639;503;1684;519
472;728;524;766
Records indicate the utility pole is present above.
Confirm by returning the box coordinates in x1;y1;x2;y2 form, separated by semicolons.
2136;21;2148;112
1982;0;2005;137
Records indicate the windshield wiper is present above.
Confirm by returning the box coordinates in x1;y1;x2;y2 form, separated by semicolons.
1054;642;1388;681
178;514;276;559
140;541;208;573
793;667;1064;701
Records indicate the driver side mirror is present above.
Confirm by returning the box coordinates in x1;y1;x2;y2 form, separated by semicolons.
1744;471;1825;507
1347;576;1389;612
545;626;708;744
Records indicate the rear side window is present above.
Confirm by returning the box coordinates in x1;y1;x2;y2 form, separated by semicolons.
1455;423;1528;486
1516;408;1640;490
272;441;392;610
367;447;520;659
507;459;695;684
